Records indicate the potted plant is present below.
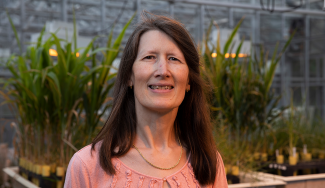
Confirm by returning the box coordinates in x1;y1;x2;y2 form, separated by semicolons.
1;12;134;188
259;100;325;187
201;18;293;187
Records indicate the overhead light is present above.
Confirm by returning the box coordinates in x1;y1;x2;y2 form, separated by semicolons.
237;53;248;58
49;49;80;57
49;49;58;56
211;53;248;58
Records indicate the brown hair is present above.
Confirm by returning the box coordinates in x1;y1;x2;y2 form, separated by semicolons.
92;12;217;185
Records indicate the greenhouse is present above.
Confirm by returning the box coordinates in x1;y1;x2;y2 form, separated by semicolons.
1;0;325;187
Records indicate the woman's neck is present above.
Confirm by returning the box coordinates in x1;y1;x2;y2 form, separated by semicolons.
134;106;179;150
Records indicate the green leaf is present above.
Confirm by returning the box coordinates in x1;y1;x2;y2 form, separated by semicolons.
73;9;77;51
37;26;46;48
233;40;243;65
6;10;21;53
223;18;243;55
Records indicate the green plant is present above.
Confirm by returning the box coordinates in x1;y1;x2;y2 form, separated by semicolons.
202;19;294;170
81;13;135;145
272;93;325;158
0;12;134;170
309;121;325;157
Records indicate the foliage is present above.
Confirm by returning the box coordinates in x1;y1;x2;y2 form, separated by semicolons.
272;96;325;158
0;12;134;168
202;19;294;169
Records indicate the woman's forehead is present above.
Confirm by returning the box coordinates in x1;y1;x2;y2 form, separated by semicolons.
137;30;184;56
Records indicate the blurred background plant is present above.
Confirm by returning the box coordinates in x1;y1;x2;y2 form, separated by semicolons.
201;18;295;177
272;93;325;160
0;12;134;186
0;3;325;186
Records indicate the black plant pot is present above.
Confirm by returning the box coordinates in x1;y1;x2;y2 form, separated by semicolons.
39;175;56;188
264;160;325;176
226;174;240;184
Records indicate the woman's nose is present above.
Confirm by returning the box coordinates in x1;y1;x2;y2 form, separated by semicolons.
154;57;170;78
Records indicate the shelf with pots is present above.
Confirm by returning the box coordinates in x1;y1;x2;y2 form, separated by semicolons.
256;147;325;188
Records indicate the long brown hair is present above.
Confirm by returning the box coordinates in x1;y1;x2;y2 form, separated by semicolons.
92;12;217;185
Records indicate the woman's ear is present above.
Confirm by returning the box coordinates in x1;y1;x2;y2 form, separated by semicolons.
186;84;190;92
186;77;190;92
128;80;133;87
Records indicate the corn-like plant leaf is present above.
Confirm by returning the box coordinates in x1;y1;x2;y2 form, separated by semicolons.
6;10;21;53
233;40;243;65
264;43;279;94
223;18;243;55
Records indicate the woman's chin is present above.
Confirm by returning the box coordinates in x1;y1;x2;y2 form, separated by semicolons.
144;103;179;114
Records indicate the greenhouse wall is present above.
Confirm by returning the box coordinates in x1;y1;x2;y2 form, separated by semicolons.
1;1;325;187
1;0;325;126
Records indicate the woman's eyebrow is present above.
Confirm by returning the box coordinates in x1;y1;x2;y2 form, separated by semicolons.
137;49;184;60
137;49;158;57
167;52;185;60
166;52;182;57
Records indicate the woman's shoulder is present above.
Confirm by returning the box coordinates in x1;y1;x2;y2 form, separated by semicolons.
64;143;112;187
213;151;228;188
74;144;98;162
70;142;107;171
66;144;100;174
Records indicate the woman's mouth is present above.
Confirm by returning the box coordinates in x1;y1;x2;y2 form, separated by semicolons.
149;85;174;90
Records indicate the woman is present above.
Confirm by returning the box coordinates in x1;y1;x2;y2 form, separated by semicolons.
64;12;228;188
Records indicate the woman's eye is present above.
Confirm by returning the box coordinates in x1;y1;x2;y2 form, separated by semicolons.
169;57;179;61
144;56;155;59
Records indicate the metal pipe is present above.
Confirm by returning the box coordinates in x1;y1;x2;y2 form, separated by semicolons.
323;20;325;120
280;13;287;106
251;14;256;44
137;0;141;22
323;52;325;120
304;15;310;115
101;0;106;33
228;0;234;28
199;4;204;44
169;1;174;18
20;0;25;54
171;0;325;16
228;7;233;28
62;0;68;22
256;11;260;44
68;0;99;6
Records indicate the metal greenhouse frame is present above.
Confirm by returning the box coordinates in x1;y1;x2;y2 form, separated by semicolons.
1;0;325;121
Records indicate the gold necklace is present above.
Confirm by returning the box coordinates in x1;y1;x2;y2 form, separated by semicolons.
132;137;183;170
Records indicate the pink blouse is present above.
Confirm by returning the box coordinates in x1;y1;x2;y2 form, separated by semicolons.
64;144;228;188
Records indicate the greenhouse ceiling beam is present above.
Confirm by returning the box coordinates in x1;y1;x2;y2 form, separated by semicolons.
272;82;325;87
274;77;325;82
69;0;134;9
172;0;325;16
204;6;325;20
3;8;103;21
272;77;325;82
48;0;134;9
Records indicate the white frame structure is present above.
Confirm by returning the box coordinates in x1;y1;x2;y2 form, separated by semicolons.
1;0;325;120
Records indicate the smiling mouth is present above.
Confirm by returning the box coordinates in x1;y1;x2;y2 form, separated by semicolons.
149;85;174;90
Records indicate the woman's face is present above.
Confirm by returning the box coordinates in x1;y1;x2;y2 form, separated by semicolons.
130;30;190;113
